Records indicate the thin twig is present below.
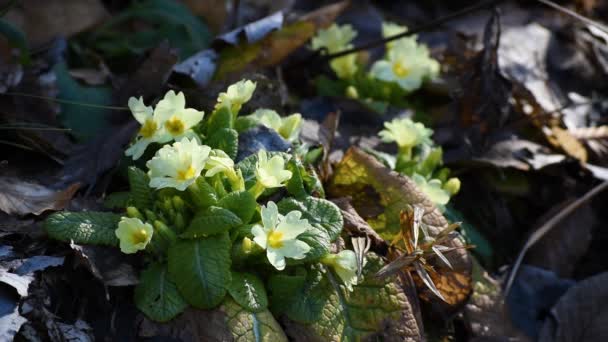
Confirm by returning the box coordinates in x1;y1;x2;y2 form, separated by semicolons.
536;0;608;35
2;92;129;111
504;181;608;296
322;0;506;61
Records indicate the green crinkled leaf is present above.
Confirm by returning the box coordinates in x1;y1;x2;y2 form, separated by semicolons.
45;211;120;246
277;196;343;242
278;265;327;323
188;177;219;210
293;225;330;264
218;191;257;224
134;263;188;322
286;254;421;341
234;116;259;133
103;191;131;209
168;233;232;309
182;206;242;238
227;272;268;313
128;166;153;209
267;271;307;314
223;297;288;342
207;128;238;160
286;159;307;200
207;106;234;133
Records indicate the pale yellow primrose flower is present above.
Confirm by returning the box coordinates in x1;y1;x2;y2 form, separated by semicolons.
204;149;235;177
125;97;168;160
322;250;358;291
379;118;433;156
370;38;439;91
147;138;211;191
311;24;358;78
278;113;302;141
255;150;292;188
115;217;153;254
382;21;409;49
216;79;257;113
412;173;450;207
251;201;312;270
249;109;302;141
154;90;205;141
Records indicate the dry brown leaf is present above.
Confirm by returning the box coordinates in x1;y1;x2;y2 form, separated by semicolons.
547;127;588;163
0;177;79;216
328;147;472;308
4;0;108;47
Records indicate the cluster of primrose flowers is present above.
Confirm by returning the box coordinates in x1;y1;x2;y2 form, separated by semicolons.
110;79;360;321
377;117;460;211
311;22;439;105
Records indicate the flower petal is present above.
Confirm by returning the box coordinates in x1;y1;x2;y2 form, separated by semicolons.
261;201;279;230
251;224;268;249
266;248;286;270
278;239;310;260
276;211;310;240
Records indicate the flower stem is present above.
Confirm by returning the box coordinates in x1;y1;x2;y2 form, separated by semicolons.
248;181;266;199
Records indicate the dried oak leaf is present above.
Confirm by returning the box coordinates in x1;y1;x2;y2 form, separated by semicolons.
0;177;79;216
327;147;472;308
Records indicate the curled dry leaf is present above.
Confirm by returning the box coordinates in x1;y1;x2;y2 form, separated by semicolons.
328;147;472;308
0;177;79;216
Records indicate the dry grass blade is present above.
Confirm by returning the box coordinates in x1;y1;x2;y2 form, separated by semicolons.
351;236;371;278
375;252;420;279
414;261;446;302
431;245;453;269
505;181;608;296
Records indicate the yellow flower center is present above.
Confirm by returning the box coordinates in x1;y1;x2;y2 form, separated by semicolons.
165;115;185;136
392;61;410;77
132;228;149;244
177;164;196;181
139;119;157;138
268;230;284;249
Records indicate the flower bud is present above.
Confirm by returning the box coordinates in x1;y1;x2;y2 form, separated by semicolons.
443;177;461;196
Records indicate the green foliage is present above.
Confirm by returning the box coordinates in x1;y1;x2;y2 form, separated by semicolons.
168;233;232;309
188;177;219;209
0;19;29;64
53;62;113;142
103;191;131;209
207;106;234;133
45;211;120;246
206;128;239;160
86;0;211;61
286;159;307;200
218;191;257;224
128;166;153;209
135;263;188;322
277;196;343;241
223;297;288;342
181;206;242;238
227;272;268;313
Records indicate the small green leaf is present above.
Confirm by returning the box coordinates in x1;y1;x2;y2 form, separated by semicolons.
206;128;238;160
168;233;232;309
134;263;187;322
223;297;288;342
286;159;307;200
188;177;218;209
218;191;256;224
182;206;242;238
128;166;153;209
277;265;327;323
277;196;343;241
207;106;233;133
45;211;120;246
227;272;268;313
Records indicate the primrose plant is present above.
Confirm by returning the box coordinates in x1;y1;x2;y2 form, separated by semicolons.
311;22;439;109
44;80;359;325
374;117;460;211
